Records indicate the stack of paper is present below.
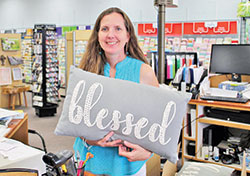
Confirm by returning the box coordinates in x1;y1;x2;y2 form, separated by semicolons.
0;108;24;120
0;137;43;160
205;88;238;98
0;108;24;137
219;81;250;92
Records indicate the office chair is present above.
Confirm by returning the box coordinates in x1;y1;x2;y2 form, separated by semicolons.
0;168;39;176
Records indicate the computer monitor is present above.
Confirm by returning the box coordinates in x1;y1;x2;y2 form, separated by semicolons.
209;44;250;82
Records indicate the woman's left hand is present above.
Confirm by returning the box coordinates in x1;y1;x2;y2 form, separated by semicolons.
118;141;152;162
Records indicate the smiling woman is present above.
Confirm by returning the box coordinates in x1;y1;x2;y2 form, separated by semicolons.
72;7;160;176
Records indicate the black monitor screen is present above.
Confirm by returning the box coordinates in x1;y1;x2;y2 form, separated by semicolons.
209;44;250;77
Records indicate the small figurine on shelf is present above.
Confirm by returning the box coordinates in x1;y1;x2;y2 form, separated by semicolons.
0;55;6;66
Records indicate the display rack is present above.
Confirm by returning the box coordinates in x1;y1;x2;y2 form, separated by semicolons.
137;20;239;68
21;38;33;84
240;17;250;44
65;30;92;88
21;29;33;84
72;30;91;67
57;36;66;97
147;51;198;84
32;24;59;117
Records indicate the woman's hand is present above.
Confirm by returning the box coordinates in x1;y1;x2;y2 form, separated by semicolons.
118;141;152;162
81;131;122;147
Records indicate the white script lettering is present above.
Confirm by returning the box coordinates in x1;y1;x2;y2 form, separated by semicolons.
68;81;176;145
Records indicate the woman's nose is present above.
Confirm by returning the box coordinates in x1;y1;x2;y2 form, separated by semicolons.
107;29;115;38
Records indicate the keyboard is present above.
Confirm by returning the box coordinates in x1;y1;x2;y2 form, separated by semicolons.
200;95;248;103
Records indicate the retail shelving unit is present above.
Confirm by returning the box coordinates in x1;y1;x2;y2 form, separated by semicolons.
183;98;250;173
65;30;92;88
32;24;59;117
57;37;66;97
21;38;33;84
137;20;239;68
147;51;198;84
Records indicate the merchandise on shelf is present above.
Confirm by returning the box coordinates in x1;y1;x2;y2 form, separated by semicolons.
139;36;238;69
21;38;33;83
245;18;250;44
57;37;66;88
137;20;239;69
65;30;92;91
74;40;88;66
148;51;198;85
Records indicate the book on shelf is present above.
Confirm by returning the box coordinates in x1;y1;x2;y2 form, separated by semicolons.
190;109;196;138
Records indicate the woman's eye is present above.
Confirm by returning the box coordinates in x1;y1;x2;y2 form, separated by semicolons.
116;27;122;31
101;27;108;31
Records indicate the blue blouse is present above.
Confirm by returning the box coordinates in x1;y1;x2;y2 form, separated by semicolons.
73;56;147;176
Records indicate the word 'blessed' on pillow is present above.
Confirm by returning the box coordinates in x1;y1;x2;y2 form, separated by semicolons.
54;66;191;163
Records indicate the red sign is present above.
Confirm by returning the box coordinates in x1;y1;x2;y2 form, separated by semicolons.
183;21;237;35
137;23;182;36
138;23;157;36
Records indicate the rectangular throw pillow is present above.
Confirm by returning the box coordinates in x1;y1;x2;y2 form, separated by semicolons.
55;66;192;163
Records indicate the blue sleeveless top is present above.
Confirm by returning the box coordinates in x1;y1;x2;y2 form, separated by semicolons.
73;56;146;176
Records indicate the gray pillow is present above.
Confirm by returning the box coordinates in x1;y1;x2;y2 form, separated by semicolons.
177;161;234;176
54;66;191;163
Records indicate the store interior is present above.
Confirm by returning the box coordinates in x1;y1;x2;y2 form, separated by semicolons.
0;0;250;175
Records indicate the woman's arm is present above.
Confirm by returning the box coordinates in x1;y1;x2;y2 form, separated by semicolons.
140;63;159;87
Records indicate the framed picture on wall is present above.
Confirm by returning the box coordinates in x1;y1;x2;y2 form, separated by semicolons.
1;38;20;51
12;67;22;81
0;67;12;85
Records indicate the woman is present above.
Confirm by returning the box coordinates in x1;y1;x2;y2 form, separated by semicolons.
74;7;159;176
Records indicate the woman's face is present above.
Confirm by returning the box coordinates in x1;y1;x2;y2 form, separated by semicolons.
98;12;130;58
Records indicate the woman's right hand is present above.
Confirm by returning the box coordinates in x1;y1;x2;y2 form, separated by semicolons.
81;131;122;147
